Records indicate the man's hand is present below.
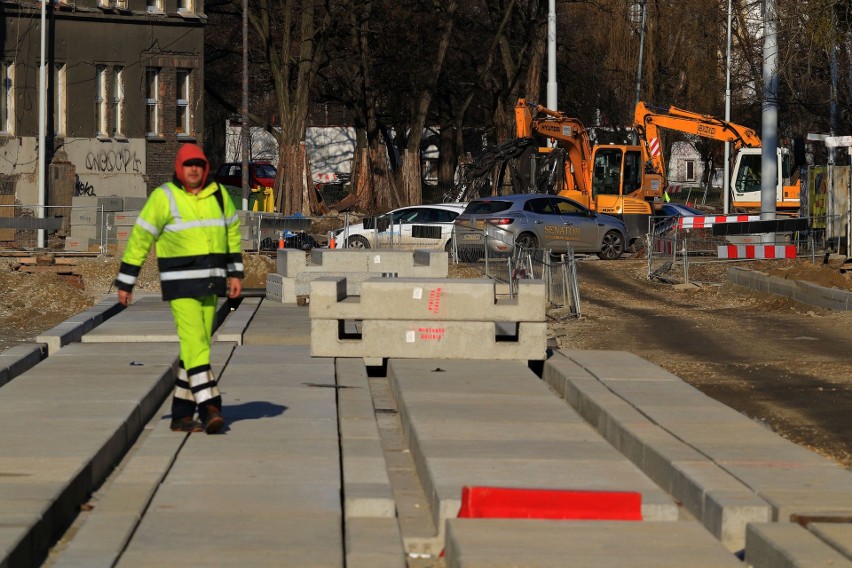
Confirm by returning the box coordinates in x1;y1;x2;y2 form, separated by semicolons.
228;277;242;299
118;289;132;306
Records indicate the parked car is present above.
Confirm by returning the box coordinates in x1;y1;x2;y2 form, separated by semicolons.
652;203;704;234
332;203;467;251
213;161;277;189
659;203;704;217
453;194;628;260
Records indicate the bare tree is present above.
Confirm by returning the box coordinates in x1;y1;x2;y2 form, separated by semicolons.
247;0;337;215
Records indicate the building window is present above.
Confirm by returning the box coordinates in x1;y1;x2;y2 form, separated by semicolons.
96;65;108;136
685;160;695;182
112;66;124;136
53;64;66;136
145;67;160;136
1;63;12;134
146;0;163;12
176;68;191;135
177;0;193;12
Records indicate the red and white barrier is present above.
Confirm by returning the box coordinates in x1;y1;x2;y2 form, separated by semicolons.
717;245;796;259
678;214;760;229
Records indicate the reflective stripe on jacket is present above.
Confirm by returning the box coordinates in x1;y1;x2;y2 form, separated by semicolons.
115;180;244;300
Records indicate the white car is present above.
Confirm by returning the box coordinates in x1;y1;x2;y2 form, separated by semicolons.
333;203;467;251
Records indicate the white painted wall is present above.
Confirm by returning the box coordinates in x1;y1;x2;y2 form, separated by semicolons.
225;123;356;182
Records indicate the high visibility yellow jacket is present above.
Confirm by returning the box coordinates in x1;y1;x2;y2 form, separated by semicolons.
115;180;244;301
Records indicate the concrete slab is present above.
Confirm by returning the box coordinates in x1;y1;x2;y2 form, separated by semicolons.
809;523;852;560
444;519;743;568
345;517;406;568
745;522;852;568
241;300;311;345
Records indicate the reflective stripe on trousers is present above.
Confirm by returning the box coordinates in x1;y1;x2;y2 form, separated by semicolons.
170;295;220;405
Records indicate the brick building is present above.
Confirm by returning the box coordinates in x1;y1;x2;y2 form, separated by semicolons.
1;0;206;207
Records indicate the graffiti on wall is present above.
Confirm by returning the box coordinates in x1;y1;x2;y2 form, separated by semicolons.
74;175;96;197
84;148;143;173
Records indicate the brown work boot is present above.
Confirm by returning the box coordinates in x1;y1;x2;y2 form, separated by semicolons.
170;416;204;432
203;406;225;434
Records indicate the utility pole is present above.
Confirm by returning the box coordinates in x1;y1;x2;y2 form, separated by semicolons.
723;0;732;214
546;0;557;110
37;0;47;248
632;0;647;145
240;0;249;211
760;0;778;224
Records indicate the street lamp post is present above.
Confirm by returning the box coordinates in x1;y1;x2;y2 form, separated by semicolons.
632;0;647;145
723;0;732;214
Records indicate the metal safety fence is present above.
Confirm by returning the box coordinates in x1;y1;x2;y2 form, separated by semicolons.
0;204;111;255
646;213;837;284
449;222;581;317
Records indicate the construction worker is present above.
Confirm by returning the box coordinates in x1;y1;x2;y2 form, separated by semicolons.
115;143;243;434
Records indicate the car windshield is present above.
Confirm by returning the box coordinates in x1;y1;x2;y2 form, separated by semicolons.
463;200;512;215
255;165;277;178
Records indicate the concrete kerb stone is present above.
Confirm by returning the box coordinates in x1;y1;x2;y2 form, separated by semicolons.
214;297;261;344
745;522;852;568
335;358;396;519
0;344;46;388
543;352;775;552
35;298;125;355
444;519;745;568
728;266;852;311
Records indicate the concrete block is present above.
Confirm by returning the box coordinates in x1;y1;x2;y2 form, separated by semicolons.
110;211;140;226
311;319;547;360
745;522;852;568
703;489;772;552
122;197;147;210
310;277;545;322
265;273;297;303
345;518;406;568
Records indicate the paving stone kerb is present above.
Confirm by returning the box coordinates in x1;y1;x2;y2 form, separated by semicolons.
386;358;680;551
444;519;744;568
267;248;449;302
35;295;125;355
728;266;852;311
310;277;547;360
544;349;852;554
0;343;45;388
745;522;852;568
0;342;178;568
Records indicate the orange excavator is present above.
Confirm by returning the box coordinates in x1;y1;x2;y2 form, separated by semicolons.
634;102;800;212
514;99;661;245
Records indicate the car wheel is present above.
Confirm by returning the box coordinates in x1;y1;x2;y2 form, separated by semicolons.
515;233;539;253
597;230;625;260
347;235;371;250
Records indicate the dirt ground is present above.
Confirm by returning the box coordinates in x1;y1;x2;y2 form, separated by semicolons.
1;251;850;468
550;256;852;468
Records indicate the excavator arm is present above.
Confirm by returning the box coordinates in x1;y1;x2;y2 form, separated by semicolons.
515;99;594;196
634;101;762;185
